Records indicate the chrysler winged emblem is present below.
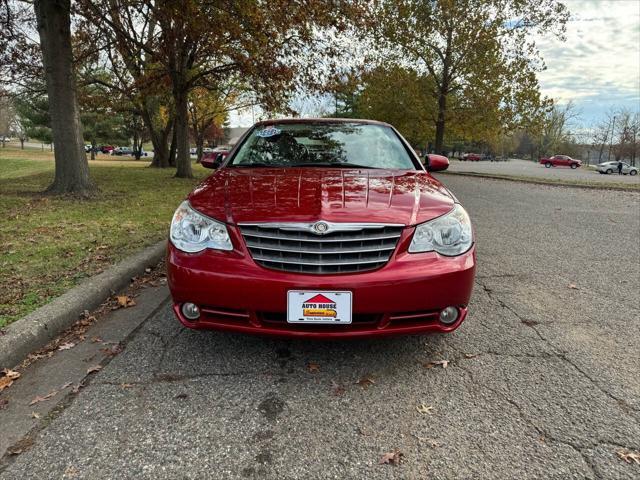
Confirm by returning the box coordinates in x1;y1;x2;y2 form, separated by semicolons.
311;221;329;235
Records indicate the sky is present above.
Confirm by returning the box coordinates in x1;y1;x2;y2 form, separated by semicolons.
230;0;640;128
535;0;640;126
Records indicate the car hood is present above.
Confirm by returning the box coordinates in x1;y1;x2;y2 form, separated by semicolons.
188;168;455;226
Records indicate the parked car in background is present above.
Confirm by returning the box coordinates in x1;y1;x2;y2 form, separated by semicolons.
201;147;231;169
167;118;475;338
98;145;115;154
462;153;482;161
113;146;134;156
596;161;638;175
539;155;581;169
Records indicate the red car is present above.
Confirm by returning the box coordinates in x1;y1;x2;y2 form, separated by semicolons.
462;153;482;161
539;155;582;169
201;147;230;168
167;119;476;338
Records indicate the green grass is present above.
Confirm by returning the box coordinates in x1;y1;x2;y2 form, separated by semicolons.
0;147;209;327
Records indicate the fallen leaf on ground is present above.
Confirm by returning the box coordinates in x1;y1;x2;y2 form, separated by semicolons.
307;362;320;373
100;344;123;357
568;283;579;290
0;398;8;409
0;368;21;392
356;376;375;388
7;437;33;455
417;404;435;415
58;342;75;351
71;383;84;394
64;465;79;477
617;449;640;465
86;365;102;374
90;336;103;343
464;353;479;359
174;393;188;399
424;360;449;369
116;295;136;308
331;380;346;396
379;449;403;465
29;390;58;405
31;412;40;419
120;383;134;389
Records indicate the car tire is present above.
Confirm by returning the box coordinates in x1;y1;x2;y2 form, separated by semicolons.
630;170;638;176
606;169;612;174
545;162;552;168
570;164;577;169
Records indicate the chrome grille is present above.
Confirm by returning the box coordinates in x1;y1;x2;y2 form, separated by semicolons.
239;223;404;274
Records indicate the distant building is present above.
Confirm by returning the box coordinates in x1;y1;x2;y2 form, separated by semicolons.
226;127;249;145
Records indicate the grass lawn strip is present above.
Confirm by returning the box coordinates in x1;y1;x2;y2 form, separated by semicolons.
0;147;208;327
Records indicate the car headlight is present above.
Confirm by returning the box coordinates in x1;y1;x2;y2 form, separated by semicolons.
408;204;473;256
170;201;232;253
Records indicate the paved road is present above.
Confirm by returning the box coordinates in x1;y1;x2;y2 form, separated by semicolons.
448;158;640;184
1;177;639;479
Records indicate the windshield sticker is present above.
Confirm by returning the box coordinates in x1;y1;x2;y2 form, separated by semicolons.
256;127;281;138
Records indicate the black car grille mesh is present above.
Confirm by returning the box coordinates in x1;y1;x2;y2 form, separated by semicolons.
239;225;403;274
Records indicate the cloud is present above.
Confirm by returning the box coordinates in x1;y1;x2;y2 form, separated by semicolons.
534;0;640;122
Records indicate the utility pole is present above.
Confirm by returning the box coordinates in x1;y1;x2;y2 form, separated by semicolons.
607;115;616;161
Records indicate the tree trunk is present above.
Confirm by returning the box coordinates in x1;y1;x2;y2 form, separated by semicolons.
20;138;24;149
91;140;96;160
141;106;170;168
34;0;93;195
434;89;447;155
168;126;177;167
196;132;204;163
174;88;193;178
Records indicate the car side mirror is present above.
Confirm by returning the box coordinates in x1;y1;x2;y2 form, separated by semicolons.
425;154;449;172
201;153;224;169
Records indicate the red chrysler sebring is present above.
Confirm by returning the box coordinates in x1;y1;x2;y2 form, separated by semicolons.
167;119;476;338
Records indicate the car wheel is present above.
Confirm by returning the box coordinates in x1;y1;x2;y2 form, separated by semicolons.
570;163;577;169
630;170;638;176
606;169;612;174
545;162;552;168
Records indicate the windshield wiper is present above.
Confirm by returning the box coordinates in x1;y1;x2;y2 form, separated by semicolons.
290;162;378;169
231;162;277;168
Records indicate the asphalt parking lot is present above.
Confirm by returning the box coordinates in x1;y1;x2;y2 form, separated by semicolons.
448;158;640;184
1;177;639;479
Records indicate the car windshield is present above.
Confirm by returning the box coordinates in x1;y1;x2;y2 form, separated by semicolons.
229;123;416;169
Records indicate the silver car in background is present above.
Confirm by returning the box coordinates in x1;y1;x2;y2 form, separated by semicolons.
596;161;638;175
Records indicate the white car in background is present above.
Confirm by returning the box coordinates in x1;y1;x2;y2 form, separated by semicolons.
596;161;638;175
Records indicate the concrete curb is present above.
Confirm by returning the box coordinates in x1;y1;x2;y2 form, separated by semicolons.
439;171;639;192
0;240;167;369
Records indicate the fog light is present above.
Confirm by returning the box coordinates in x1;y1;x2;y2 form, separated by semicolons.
439;306;459;325
181;302;200;321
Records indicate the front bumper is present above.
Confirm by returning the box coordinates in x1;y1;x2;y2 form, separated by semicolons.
167;227;476;338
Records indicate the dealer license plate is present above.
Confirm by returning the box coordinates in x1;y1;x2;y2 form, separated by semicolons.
287;291;352;324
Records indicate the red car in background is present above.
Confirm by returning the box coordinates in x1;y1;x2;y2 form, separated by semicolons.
201;147;231;169
167;119;476;338
462;153;482;161
540;155;582;169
